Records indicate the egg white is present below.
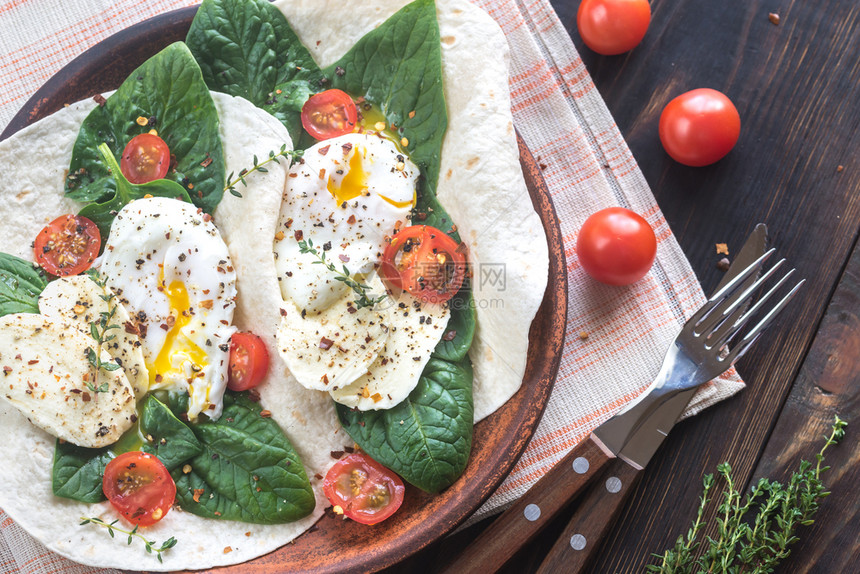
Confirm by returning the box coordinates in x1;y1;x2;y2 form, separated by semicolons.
100;197;237;420
274;134;451;408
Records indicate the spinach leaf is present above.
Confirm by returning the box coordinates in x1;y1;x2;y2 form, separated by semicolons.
186;0;324;142
65;42;225;213
139;395;202;470
336;358;473;493
78;143;192;242
52;440;111;503
323;0;446;190
173;392;315;524
0;253;47;316
432;287;476;362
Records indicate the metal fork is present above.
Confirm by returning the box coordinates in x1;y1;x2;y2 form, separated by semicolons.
440;244;804;574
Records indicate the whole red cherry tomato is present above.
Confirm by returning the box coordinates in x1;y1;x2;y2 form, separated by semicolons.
659;89;741;167
576;207;657;286
577;0;651;55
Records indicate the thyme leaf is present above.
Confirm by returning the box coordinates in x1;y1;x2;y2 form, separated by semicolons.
83;270;120;391
297;238;386;309
80;516;177;562
224;144;303;198
647;415;847;574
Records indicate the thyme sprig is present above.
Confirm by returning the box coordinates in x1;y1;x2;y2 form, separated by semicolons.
647;415;847;574
80;516;177;563
225;145;303;198
297;238;386;309
84;270;121;392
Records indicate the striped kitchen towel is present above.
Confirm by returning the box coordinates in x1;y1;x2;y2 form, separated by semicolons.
0;0;743;571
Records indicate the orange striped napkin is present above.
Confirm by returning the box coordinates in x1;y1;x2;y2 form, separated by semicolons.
0;0;743;571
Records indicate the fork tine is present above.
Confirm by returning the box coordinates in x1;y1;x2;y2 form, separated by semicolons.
690;248;776;329
722;276;805;364
703;261;791;346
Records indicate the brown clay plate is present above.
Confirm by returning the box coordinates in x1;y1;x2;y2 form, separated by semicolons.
1;6;567;573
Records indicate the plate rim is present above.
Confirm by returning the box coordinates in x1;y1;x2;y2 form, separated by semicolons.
0;6;568;573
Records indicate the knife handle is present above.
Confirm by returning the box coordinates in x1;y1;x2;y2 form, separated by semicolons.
536;459;642;574
439;436;612;574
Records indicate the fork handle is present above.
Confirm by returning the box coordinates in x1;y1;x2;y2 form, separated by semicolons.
438;436;612;574
536;458;642;574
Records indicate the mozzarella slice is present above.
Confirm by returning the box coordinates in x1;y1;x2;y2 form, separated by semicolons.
38;275;149;398
0;314;136;448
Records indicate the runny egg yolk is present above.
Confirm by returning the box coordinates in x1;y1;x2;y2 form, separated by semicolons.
147;279;208;398
326;145;417;209
327;147;367;203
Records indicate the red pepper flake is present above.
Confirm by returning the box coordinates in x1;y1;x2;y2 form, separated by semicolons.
346;214;357;225
280;308;288;317
200;299;214;310
200;156;213;168
260;410;272;418
330;450;345;459
247;389;261;402
319;337;334;350
81;392;91;402
93;94;107;106
27;359;39;365
318;145;331;156
443;330;457;341
274;230;285;241
837;165;844;172
223;546;232;554
124;321;140;336
155;374;163;383
342;142;353;154
202;213;212;223
768;12;780;25
318;168;326;180
321;374;330;385
2;366;11;375
315;473;324;481
214;511;222;516
193;488;205;502
294;230;304;241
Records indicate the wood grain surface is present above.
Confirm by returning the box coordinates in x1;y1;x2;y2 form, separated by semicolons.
388;0;860;571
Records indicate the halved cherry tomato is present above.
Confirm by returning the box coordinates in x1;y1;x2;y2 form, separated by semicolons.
379;225;467;304
659;89;741;167
33;214;100;276
120;133;170;184
301;89;358;140
577;0;651;56
228;332;270;391
576;207;657;286
323;452;405;525
103;451;176;527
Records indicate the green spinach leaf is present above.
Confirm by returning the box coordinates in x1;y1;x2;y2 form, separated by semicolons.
78;143;192;242
52;440;111;503
139;395;202;471
0;253;47;316
336;358;473;493
322;0;446;190
173;392;315;524
65;42;225;213
432;287;476;362
186;0;324;142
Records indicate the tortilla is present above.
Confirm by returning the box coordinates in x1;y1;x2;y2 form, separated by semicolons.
0;0;548;569
277;0;549;420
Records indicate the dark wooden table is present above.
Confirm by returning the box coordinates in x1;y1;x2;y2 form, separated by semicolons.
390;0;860;572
